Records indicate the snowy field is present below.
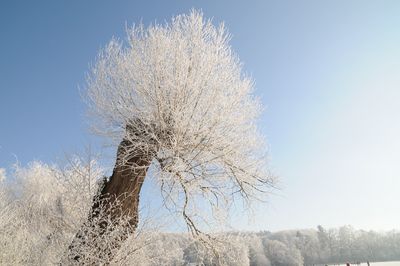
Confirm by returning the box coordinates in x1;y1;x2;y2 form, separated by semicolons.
366;263;400;266
332;262;400;266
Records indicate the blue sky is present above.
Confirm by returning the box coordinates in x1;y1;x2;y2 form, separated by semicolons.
1;0;400;232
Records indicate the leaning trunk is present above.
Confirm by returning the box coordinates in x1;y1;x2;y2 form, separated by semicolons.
66;127;153;264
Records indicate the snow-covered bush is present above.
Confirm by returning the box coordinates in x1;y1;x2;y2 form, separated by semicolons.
0;158;101;265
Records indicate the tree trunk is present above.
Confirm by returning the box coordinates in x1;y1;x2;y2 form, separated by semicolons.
93;137;152;230
67;126;153;264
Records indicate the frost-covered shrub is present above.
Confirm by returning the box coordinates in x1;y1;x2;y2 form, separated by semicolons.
0;158;101;265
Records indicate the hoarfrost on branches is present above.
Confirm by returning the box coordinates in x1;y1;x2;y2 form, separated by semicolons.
0;157;102;265
87;9;275;235
0;168;6;182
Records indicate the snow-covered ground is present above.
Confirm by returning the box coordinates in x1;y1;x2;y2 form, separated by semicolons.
332;262;400;266
367;262;400;266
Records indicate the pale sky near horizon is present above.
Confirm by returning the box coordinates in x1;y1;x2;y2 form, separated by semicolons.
1;0;399;232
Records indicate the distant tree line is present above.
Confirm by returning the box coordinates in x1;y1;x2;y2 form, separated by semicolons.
140;226;400;266
240;226;400;265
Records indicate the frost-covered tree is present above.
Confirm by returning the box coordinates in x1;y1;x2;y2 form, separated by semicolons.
70;9;275;262
294;230;320;265
182;234;249;266
244;234;271;266
264;239;303;266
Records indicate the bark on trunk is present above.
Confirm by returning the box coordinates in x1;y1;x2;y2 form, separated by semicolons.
67;126;153;264
93;137;152;230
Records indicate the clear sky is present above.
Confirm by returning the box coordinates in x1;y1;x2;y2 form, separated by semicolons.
1;0;399;232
